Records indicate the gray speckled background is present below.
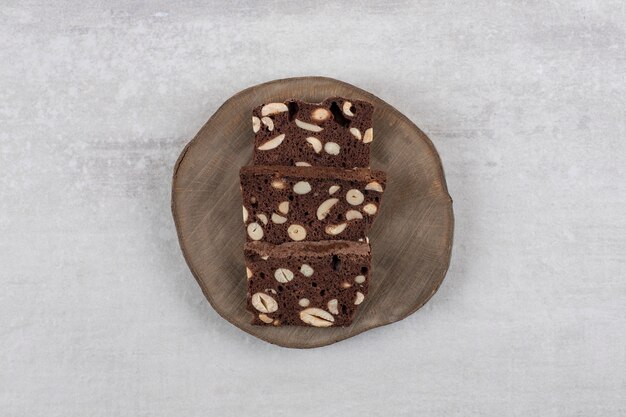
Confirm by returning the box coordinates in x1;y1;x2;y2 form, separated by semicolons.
1;1;625;416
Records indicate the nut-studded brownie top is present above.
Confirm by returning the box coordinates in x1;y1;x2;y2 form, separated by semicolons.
251;97;374;168
245;240;371;327
240;166;386;244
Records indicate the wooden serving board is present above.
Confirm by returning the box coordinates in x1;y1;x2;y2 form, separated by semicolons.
172;76;453;348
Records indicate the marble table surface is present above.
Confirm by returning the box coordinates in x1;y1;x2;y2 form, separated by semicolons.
1;1;624;416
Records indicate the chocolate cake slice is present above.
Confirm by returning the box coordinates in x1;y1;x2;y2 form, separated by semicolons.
251;97;374;168
240;165;386;245
244;240;371;326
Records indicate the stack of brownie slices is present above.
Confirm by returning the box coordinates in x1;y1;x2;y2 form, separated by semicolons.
239;97;386;327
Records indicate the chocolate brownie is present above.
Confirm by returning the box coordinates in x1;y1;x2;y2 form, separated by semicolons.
251;97;374;168
240;165;386;244
245;240;371;326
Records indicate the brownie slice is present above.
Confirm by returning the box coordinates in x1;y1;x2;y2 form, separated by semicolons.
240;165;386;244
245;240;371;327
251;97;374;168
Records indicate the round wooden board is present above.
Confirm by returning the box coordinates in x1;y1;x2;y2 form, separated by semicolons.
172;76;453;348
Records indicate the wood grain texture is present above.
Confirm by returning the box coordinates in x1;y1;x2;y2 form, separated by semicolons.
171;76;453;348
